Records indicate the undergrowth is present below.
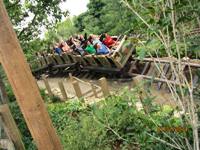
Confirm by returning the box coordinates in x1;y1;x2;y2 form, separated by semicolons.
9;88;193;150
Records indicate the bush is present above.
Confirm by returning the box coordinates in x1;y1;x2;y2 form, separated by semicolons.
9;90;192;150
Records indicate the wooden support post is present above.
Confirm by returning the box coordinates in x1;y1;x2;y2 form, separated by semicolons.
42;75;53;97
0;75;8;104
132;76;149;114
0;139;15;150
99;77;110;97
0;104;25;150
69;73;73;82
91;83;98;98
0;2;62;149
72;81;82;98
58;81;68;100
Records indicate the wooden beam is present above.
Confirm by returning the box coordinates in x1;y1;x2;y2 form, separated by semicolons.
130;73;185;86
0;139;15;150
99;77;110;97
58;81;68;100
0;1;62;149
0;75;8;104
72;81;83;98
132;76;149;114
0;105;25;150
91;83;98;98
134;57;200;68
42;75;53;97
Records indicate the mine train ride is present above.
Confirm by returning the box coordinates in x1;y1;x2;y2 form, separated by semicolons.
30;36;136;78
30;35;200;87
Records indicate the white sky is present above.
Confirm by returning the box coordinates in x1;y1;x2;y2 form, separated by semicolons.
60;0;89;17
38;0;89;38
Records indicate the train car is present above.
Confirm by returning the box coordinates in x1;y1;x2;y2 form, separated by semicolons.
30;35;136;78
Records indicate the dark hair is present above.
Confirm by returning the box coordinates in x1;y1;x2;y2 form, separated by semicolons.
94;43;98;49
84;33;87;40
88;36;93;43
67;38;73;46
99;33;106;42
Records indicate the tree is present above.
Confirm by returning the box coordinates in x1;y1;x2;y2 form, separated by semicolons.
44;18;78;47
4;0;68;52
74;0;138;35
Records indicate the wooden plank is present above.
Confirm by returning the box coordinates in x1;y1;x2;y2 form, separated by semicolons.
0;104;25;150
146;63;156;76
39;57;47;67
134;57;200;68
72;81;82;98
47;55;57;65
69;73;74;83
94;55;112;68
54;55;64;65
84;55;98;66
0;139;15;150
130;74;185;86
192;74;199;87
42;75;53;97
91;83;98;98
132;76;149;114
99;77;110;97
107;56;123;68
0;76;8;104
141;62;151;75
68;54;76;63
157;64;170;90
72;76;101;89
61;54;71;64
120;47;135;67
128;60;139;74
58;81;68;100
0;2;62;149
73;55;84;65
82;89;93;97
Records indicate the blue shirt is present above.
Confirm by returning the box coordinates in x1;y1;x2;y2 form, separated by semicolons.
96;43;109;55
54;47;62;55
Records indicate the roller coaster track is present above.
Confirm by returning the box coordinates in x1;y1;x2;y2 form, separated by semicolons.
129;57;200;89
30;36;200;90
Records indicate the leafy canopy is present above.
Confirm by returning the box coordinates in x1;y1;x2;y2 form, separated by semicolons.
4;0;68;52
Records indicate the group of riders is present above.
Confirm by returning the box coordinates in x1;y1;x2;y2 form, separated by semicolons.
53;33;119;56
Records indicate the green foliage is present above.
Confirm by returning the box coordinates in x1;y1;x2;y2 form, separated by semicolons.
126;0;200;58
137;39;165;58
73;0;200;58
74;0;138;35
54;91;191;150
9;89;192;150
44;19;78;47
4;0;68;52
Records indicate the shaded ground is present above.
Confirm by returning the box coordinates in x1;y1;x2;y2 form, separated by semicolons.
37;77;176;106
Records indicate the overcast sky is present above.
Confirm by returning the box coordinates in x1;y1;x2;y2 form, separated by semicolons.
38;0;89;38
60;0;89;17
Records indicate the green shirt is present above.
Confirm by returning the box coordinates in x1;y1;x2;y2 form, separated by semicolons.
85;45;96;54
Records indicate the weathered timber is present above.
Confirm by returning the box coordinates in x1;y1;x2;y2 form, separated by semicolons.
131;74;185;86
99;77;110;97
134;58;200;68
0;2;62;149
58;81;68;100
91;83;98;98
42;75;53;97
0;105;25;150
72;81;83;98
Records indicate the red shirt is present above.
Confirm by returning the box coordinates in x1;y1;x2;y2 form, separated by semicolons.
103;35;115;48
